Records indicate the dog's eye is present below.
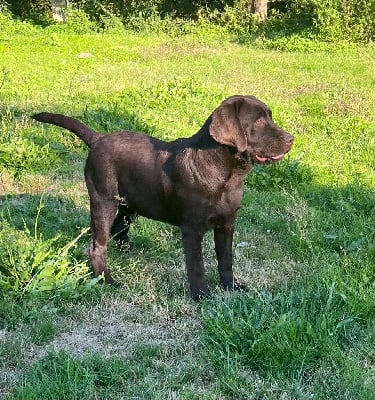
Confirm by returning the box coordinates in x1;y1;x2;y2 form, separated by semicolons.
255;118;265;127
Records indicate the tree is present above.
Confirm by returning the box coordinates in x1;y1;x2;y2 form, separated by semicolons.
248;0;268;21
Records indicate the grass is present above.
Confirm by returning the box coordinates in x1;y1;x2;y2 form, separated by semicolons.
0;16;374;399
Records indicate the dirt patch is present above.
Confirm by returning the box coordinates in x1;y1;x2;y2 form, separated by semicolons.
0;296;200;396
50;319;179;357
44;295;198;358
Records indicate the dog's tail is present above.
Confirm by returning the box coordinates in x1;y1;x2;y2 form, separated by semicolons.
31;112;103;147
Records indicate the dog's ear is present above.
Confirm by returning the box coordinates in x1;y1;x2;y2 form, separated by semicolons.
209;97;247;153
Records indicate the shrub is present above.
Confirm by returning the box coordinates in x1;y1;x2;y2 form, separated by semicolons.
68;0;233;22
312;0;375;42
7;0;52;25
3;0;374;42
59;6;95;34
0;218;98;300
0;3;39;33
265;0;375;42
197;0;259;36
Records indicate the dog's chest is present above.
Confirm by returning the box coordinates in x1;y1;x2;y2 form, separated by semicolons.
177;173;244;229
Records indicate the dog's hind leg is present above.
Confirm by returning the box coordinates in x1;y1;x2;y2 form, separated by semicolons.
88;197;119;284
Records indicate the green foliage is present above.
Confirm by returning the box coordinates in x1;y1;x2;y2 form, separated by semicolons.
264;0;317;36
312;0;375;42
126;12;194;36
0;139;51;176
68;0;231;22
265;0;375;42
69;0;159;22
96;8;124;33
58;6;95;34
0;214;97;300
196;0;259;36
0;5;39;33
7;0;52;25
3;0;374;42
50;4;124;34
0;111;60;176
245;158;313;190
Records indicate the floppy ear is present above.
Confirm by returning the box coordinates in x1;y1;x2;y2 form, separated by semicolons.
209;97;247;153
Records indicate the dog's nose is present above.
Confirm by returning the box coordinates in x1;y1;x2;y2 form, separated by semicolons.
283;133;294;145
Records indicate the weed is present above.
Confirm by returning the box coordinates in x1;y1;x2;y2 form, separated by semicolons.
28;318;56;346
0;201;97;300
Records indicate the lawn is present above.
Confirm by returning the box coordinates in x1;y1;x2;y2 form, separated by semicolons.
0;21;374;399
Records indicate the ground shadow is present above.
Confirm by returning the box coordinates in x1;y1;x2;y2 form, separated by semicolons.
1;104;374;298
0;193;89;243
1;104;158;181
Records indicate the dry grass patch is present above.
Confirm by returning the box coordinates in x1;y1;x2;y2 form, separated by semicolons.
0;292;210;397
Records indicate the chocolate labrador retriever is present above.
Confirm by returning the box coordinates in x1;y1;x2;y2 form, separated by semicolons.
32;95;293;300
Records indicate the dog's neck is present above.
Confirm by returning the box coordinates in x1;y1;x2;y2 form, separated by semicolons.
194;118;253;174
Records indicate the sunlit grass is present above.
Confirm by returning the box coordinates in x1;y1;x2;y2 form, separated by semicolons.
0;18;374;399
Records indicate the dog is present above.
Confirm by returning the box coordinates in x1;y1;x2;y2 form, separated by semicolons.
32;95;293;300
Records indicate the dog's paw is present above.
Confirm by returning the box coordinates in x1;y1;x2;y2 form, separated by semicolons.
190;287;211;302
233;280;248;292
109;280;123;288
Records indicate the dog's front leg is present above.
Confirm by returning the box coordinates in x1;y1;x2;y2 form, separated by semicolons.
88;240;113;283
214;225;248;292
214;225;234;290
181;226;210;300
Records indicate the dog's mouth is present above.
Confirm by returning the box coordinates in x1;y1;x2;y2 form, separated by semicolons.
254;153;286;164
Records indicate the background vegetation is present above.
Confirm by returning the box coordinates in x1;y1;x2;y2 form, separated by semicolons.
5;0;375;42
0;2;374;399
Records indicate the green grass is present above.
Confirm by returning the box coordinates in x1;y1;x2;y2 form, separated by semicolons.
202;266;375;396
0;16;374;399
10;343;216;400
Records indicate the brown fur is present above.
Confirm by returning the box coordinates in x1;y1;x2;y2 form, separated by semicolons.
32;95;293;300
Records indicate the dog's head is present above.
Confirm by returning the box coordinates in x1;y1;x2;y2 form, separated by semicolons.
209;95;293;164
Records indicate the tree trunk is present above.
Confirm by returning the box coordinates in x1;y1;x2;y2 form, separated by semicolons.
50;0;69;22
248;0;268;22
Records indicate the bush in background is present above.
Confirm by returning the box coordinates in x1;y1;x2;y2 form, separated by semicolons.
267;0;375;42
6;0;52;25
312;0;375;42
3;0;374;42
